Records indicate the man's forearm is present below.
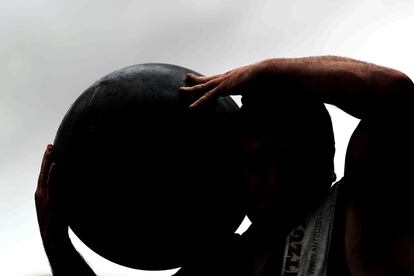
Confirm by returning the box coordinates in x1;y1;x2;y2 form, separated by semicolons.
44;238;96;276
259;56;414;118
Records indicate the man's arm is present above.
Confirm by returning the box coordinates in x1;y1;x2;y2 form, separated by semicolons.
35;145;96;276
180;56;414;118
258;56;414;118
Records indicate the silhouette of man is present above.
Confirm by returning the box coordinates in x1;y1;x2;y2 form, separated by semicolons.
36;56;414;275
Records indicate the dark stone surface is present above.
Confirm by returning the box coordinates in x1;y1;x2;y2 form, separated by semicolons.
53;63;244;270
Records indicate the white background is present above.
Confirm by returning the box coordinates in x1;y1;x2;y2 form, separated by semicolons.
1;0;414;275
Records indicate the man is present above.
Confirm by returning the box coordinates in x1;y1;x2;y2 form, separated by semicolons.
36;56;414;275
174;90;336;276
179;56;414;275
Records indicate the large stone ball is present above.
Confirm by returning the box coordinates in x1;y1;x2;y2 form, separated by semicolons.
53;64;244;270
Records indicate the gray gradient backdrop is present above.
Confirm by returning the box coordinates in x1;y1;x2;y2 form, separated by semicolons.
1;0;413;275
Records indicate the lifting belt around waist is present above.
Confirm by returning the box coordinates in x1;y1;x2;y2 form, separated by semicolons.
281;182;340;276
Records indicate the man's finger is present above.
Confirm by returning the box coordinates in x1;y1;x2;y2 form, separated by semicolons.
46;162;57;193
186;73;222;84
38;144;53;188
180;78;221;93
189;86;222;109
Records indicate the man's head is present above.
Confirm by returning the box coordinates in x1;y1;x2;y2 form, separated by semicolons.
238;96;335;229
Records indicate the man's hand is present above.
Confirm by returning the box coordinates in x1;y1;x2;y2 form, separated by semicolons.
35;144;96;276
180;62;265;109
35;144;69;250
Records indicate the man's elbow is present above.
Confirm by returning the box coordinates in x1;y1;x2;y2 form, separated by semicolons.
386;72;414;117
393;72;414;97
366;71;414;119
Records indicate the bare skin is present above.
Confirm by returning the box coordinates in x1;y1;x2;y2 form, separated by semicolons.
342;118;414;276
180;56;413;118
